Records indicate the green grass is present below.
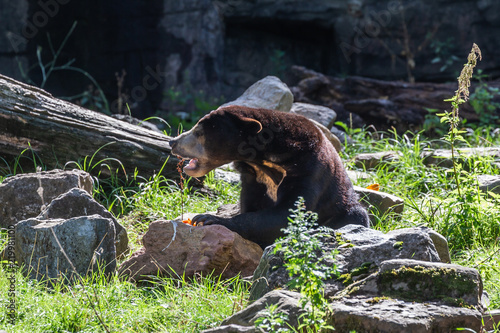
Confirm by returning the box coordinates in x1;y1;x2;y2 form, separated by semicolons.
343;127;500;309
1;125;500;332
0;265;247;333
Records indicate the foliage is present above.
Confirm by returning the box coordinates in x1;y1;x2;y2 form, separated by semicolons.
0;143;47;181
423;107;462;138
254;304;292;333
418;44;500;253
438;43;481;197
429;36;461;72
469;69;500;126
266;198;338;332
3;40;500;330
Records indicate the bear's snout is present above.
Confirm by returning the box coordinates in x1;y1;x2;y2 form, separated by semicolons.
168;138;177;150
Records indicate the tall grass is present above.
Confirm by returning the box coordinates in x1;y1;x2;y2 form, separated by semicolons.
342;126;500;309
0;265;247;333
1;119;500;332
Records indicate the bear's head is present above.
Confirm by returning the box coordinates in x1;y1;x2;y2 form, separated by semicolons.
169;108;262;177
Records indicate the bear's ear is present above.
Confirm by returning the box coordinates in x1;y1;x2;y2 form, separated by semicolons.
240;116;263;134
226;112;262;134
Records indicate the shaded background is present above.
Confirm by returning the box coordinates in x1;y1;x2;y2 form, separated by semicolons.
1;0;499;120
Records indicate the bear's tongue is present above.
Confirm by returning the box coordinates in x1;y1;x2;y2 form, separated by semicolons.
183;158;199;171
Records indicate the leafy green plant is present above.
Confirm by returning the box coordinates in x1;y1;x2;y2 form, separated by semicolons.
254;304;292;333
469;69;500;126
269;197;338;332
438;43;481;197
423;107;462;138
429;36;461;72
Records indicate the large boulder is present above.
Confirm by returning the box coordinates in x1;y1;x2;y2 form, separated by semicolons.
289;102;337;128
0;169;93;228
15;215;116;283
220;76;293;112
211;258;483;333
216;225;483;333
118;220;263;281
337;259;483;307
330;259;483;332
200;290;304;333
250;225;442;301
223;290;304;327
37;188;129;257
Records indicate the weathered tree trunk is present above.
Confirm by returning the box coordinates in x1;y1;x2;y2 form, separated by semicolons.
0;74;180;179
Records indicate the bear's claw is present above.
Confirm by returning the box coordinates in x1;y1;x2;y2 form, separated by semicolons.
192;214;223;226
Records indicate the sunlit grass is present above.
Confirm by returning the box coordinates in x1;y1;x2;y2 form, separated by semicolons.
1;124;500;332
0;265;248;333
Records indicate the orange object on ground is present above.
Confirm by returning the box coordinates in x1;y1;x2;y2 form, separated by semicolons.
366;183;380;191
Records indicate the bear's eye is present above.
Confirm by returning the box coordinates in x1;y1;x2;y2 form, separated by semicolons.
193;128;203;138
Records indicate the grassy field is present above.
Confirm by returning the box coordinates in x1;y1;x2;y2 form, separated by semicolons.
1;125;500;332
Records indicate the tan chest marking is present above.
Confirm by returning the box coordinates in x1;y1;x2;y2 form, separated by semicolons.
248;161;286;202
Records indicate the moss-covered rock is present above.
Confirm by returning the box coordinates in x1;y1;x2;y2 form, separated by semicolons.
376;259;482;308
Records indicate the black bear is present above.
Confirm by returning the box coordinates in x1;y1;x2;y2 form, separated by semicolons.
169;106;369;248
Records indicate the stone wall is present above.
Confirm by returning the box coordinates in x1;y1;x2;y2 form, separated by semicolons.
0;0;499;118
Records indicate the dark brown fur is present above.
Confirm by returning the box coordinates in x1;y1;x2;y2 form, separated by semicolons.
169;106;369;248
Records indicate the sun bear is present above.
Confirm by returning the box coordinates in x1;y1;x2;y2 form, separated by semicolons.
169;105;369;248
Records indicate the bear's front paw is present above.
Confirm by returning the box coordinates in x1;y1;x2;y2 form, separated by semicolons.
191;214;225;227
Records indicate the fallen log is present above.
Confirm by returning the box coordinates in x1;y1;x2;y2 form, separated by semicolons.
0;74;180;179
291;65;500;133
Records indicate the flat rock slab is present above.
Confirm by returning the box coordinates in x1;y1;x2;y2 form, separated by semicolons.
330;296;482;333
15;215;116;283
346;170;374;183
354;186;404;223
118;220;263;281
211;262;483;332
0;169;93;228
339;259;483;308
201;325;260;333
353;151;401;170
422;147;500;168
354;148;500;171
477;174;500;195
222;290;304;328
